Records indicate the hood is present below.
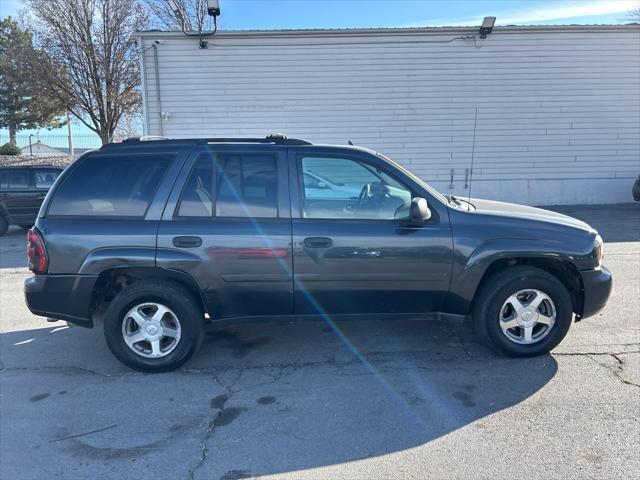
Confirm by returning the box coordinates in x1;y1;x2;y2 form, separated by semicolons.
469;198;595;233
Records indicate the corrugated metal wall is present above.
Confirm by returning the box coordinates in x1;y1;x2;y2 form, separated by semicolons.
139;26;640;205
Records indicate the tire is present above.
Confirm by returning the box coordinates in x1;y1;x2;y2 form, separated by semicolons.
472;266;573;357
0;215;8;237
103;279;204;372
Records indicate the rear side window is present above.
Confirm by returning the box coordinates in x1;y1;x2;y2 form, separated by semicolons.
34;169;61;189
177;154;278;218
216;154;277;218
48;154;172;217
1;170;30;189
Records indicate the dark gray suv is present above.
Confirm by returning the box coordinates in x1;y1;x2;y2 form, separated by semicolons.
24;135;612;372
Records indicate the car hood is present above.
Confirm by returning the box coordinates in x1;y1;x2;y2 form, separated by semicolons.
469;198;595;233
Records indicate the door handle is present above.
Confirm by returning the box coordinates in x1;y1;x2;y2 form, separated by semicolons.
173;236;202;248
304;236;332;248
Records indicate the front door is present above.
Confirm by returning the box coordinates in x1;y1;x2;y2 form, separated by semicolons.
289;150;453;316
156;145;294;320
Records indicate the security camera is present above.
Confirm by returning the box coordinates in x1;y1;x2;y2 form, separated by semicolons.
207;0;220;17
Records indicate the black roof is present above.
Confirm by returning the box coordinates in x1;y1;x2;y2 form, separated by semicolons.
107;134;312;148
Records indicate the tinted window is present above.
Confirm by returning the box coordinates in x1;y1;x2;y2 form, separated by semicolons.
48;154;172;217
177;156;214;217
34;169;61;189
300;156;412;220
216;154;277;218
5;170;30;189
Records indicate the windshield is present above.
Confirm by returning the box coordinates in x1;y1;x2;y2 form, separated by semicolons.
376;153;449;205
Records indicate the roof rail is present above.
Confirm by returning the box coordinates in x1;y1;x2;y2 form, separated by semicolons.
121;135;169;142
207;134;312;145
116;134;312;146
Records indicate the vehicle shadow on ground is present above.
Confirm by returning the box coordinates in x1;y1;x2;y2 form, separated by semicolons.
0;318;557;479
0;226;28;269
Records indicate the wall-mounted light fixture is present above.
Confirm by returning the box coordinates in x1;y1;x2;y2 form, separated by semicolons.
169;0;221;49
479;16;496;39
207;0;221;17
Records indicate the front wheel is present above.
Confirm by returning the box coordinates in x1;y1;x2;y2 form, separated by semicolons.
472;266;573;357
103;280;204;372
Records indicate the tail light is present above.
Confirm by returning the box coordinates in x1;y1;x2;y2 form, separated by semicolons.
27;228;48;274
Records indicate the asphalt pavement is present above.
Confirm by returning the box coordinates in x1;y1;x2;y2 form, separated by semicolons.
0;204;638;479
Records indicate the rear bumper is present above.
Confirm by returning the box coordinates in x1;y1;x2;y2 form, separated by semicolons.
579;266;612;319
24;274;98;328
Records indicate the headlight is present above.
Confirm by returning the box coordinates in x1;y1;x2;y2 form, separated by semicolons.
594;234;603;267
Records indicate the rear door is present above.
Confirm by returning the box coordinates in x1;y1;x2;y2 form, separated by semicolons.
289;148;453;316
156;144;293;320
0;168;39;225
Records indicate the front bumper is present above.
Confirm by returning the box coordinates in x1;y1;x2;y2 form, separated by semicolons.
578;266;613;319
24;274;98;328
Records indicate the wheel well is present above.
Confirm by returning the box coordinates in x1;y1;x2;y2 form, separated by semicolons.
90;267;208;322
473;257;584;316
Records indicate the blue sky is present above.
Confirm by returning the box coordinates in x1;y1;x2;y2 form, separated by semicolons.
3;0;638;28
1;0;638;146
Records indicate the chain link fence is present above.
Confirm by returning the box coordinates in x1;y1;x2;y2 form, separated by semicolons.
0;134;102;158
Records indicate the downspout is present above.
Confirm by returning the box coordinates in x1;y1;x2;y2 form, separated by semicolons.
138;36;150;135
152;42;164;136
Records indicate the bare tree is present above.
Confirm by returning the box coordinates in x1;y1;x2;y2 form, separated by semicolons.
145;0;215;32
627;7;640;23
26;0;147;144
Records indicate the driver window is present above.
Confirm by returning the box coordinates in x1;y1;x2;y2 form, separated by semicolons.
299;156;412;220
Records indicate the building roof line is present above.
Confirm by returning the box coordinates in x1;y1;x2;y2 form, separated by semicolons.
136;24;640;39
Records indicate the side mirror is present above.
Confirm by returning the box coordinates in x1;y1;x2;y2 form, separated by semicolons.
410;197;432;222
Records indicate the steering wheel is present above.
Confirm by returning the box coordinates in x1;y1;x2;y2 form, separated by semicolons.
356;183;372;209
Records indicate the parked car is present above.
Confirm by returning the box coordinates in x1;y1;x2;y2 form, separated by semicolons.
24;135;612;372
302;170;363;199
0;165;63;236
633;175;640;201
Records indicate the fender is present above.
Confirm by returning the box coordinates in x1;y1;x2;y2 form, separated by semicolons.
82;248;211;319
446;237;589;315
78;247;157;274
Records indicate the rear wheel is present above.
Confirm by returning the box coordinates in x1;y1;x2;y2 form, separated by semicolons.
472;266;573;357
103;280;204;372
0;215;8;236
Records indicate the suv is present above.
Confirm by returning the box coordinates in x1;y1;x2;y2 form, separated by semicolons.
24;136;612;372
0;165;63;236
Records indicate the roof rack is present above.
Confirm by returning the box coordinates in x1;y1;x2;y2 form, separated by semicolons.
118;134;312;146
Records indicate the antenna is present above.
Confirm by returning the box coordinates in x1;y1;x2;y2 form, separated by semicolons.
467;107;478;204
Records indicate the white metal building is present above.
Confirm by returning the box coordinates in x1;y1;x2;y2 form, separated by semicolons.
137;25;640;205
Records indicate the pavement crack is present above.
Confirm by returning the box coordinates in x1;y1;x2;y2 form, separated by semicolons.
561;351;640;389
554;350;640;358
188;376;239;480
